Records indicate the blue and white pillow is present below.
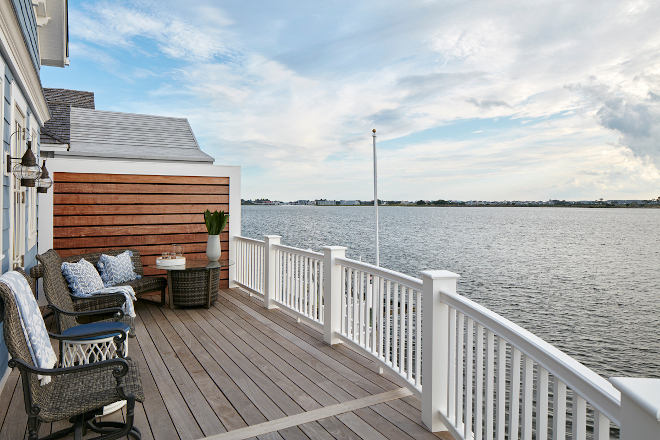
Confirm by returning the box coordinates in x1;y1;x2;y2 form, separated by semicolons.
61;258;105;296
97;250;141;287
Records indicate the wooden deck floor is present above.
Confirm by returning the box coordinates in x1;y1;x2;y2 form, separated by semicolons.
0;288;453;440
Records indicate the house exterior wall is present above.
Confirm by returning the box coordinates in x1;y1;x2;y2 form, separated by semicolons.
0;56;42;393
9;0;39;73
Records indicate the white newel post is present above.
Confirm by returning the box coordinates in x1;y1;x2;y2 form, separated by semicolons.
263;235;281;309
323;246;346;345
421;270;460;433
610;378;660;440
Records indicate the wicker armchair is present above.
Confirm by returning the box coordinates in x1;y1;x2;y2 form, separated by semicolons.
32;249;136;337
0;268;144;440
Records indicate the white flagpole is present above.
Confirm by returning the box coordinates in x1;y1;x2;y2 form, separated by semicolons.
373;129;379;267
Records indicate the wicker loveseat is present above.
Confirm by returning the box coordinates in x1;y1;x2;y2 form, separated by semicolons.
31;249;167;318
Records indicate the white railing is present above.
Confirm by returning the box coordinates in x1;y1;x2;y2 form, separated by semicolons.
273;243;324;329
234;236;265;296
335;257;424;396
423;271;621;440
233;236;660;440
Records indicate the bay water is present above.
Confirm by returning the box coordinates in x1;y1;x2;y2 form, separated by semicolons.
241;205;660;380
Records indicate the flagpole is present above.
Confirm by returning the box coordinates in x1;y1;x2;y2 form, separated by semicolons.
373;129;379;267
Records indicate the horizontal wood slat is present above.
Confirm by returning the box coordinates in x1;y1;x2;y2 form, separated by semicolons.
54;233;228;249
55;243;217;258
54;173;229;185
54;194;229;205
53;172;231;293
54;204;229;216
54;183;229;195
53;224;228;238
54;214;206;227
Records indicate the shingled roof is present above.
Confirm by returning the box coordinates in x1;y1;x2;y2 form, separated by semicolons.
41;88;214;163
41;88;95;144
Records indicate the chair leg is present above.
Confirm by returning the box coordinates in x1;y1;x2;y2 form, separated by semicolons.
160;287;166;306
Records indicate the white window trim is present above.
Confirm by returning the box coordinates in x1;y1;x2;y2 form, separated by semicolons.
27;128;37;248
10;96;27;269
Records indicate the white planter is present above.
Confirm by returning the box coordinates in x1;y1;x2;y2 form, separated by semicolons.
206;235;221;261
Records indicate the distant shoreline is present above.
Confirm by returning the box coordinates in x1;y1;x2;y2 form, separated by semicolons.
242;203;660;208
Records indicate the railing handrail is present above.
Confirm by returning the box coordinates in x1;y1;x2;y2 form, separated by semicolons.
235;235;265;245
440;286;621;424
273;243;324;260
335;257;423;291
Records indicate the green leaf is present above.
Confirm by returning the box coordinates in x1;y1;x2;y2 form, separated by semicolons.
203;209;229;235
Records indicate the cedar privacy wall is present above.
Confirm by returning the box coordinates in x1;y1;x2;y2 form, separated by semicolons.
52;172;230;288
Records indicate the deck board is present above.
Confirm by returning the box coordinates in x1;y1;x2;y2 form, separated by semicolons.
0;288;452;440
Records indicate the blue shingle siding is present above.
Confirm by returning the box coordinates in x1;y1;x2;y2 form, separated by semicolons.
9;0;40;73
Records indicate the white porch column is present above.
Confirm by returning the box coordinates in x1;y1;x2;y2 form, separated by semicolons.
323;246;346;345
610;378;660;440
421;270;460;433
263;235;281;309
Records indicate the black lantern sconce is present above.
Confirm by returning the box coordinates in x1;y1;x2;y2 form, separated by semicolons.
36;160;52;193
6;130;52;192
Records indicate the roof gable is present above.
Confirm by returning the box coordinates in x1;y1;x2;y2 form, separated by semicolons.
67;108;214;163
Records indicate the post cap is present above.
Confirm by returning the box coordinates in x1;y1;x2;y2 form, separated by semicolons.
420;270;461;280
322;246;348;251
263;235;282;239
610;377;660;421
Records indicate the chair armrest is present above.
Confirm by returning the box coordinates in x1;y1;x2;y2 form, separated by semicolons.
8;357;130;377
70;292;127;304
48;329;128;345
47;303;125;320
29;264;44;280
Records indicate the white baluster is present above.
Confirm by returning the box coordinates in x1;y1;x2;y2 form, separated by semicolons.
398;284;404;375
406;287;413;381
465;318;474;439
521;355;533;440
553;378;566;440
340;266;346;333
593;410;610;440
385;280;391;365
572;394;586;440
476;324;484;440
456;313;465;432
485;330;494;440
415;287;422;387
392;283;398;371
537;367;549;440
509;347;521;440
448;307;456;423
353;269;358;340
496;337;506;439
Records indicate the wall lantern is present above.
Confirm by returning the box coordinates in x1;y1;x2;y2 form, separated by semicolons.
36;160;52;193
10;141;41;187
6;129;52;193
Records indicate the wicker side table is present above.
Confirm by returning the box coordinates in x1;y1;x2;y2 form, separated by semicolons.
158;259;234;309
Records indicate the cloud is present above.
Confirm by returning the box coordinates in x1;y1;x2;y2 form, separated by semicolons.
70;0;233;61
569;79;660;165
466;98;512;109
58;0;660;200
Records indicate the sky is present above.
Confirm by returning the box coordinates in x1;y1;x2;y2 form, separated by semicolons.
41;0;660;202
